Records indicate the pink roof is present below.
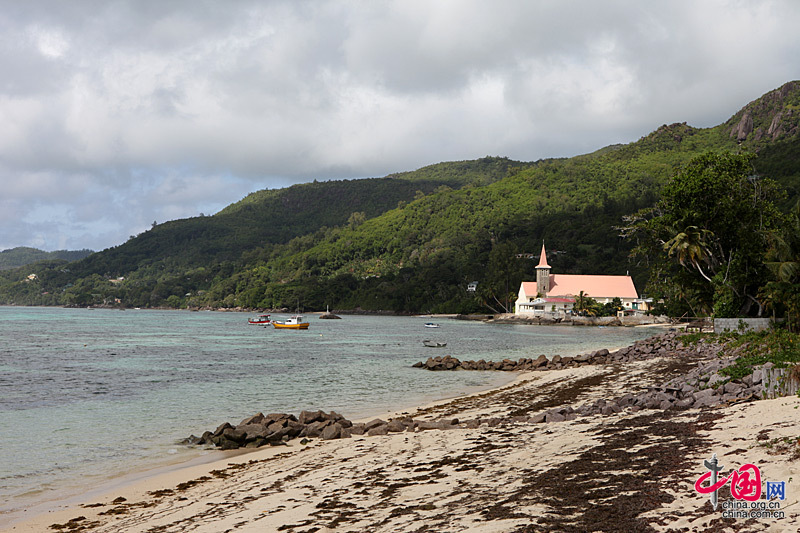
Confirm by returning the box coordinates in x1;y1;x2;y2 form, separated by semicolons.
547;274;638;299
521;281;538;295
541;297;575;303
536;243;550;268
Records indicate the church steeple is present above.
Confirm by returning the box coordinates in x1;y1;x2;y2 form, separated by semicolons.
536;243;550;269
536;243;551;296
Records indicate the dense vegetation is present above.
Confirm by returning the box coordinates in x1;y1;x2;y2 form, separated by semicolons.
623;152;785;318
2;82;800;316
0;247;93;270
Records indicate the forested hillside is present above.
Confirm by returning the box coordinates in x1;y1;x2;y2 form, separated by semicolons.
2;82;800;313
0;247;93;270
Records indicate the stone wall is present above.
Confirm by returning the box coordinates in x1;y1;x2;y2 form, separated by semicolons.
714;318;773;333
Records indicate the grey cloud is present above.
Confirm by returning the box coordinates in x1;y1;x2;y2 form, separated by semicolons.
1;0;800;251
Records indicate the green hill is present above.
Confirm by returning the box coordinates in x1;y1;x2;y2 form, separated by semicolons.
0;247;93;270
2;81;800;312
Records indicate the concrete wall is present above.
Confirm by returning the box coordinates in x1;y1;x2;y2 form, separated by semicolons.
714;318;772;333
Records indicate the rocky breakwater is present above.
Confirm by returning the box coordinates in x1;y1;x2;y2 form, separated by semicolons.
413;331;781;421
412;331;714;372
412;348;615;372
184;410;468;450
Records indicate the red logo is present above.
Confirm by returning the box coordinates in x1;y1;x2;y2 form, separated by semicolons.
695;463;762;502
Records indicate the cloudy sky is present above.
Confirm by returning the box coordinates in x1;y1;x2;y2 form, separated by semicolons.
1;0;799;252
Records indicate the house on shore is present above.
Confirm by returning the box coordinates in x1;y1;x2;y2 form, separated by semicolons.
514;244;643;317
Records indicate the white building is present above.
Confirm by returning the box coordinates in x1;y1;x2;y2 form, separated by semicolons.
515;244;640;316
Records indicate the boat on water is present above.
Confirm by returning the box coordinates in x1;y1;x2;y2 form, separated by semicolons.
424;322;440;328
248;314;272;325
273;315;310;330
423;340;447;348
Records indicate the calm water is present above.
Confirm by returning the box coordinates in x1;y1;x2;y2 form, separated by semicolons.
0;307;659;520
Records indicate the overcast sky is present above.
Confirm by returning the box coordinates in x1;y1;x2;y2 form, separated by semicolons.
1;0;799;252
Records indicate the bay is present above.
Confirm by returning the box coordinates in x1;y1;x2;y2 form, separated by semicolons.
0;306;659;519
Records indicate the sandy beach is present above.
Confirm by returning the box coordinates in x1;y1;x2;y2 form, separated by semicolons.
3;334;799;532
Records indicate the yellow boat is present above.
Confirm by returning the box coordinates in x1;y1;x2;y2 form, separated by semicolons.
272;315;310;330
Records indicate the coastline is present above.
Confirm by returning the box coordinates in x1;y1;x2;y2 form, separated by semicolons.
5;330;799;532
3;308;662;529
0;369;522;531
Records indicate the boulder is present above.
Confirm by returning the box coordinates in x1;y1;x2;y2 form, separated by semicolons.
267;421;286;433
239;413;265;426
692;389;713;401
386;420;406;432
321;423;343;440
367;424;389;436
529;413;546;423
545;412;566;423
222;427;248;444
417;421;448;431
237;423;269;439
213;422;233;437
298;410;326;425
533;354;549;368
364;419;387;431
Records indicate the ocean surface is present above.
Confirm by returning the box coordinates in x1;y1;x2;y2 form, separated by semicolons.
0;307;660;521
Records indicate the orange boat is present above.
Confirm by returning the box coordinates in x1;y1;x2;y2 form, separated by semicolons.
272;315;310;330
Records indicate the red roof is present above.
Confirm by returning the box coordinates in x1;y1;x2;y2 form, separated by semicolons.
547;274;638;299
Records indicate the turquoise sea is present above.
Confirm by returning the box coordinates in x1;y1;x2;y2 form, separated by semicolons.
0;307;659;522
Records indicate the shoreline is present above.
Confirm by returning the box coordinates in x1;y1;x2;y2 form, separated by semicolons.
2;368;536;532
1;309;657;529
9;365;799;531
0;333;662;531
0;369;522;530
10;329;794;532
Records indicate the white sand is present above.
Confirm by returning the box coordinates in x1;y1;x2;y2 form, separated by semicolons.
4;357;799;532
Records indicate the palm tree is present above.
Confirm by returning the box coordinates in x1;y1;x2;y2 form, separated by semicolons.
663;226;716;282
762;202;800;330
765;203;800;284
575;291;599;316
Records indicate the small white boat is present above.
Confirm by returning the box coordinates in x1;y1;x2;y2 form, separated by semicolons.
424;322;440;328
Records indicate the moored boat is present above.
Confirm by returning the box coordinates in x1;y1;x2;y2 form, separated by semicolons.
272;315;310;330
424;322;440;328
423;340;447;348
248;314;272;325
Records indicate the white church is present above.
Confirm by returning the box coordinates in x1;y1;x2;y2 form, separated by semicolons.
514;245;644;316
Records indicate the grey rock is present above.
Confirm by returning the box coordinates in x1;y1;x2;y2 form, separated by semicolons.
321;423;342;440
239;412;265;426
367;424;390;436
386;420;406;432
364;419;386;431
693;389;713;401
237;423;269;439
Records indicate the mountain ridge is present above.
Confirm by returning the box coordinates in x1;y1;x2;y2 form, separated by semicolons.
0;247;93;271
2;81;800;312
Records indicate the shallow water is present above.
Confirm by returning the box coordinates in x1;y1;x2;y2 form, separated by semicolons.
0;307;659;517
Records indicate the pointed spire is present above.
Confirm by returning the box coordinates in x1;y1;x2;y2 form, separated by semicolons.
536;243;550;269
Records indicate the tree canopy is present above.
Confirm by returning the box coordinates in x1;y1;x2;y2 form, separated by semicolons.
624;151;784;317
